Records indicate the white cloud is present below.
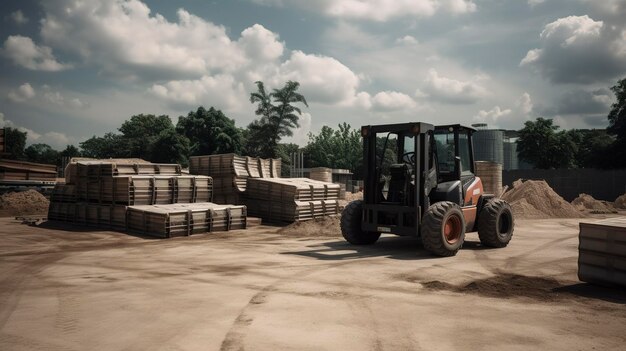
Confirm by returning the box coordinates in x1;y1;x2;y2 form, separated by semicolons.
371;91;417;111
520;15;626;83
249;0;476;21
473;106;512;124
40;2;245;77
7;83;36;102
42;88;86;109
10;10;29;25
396;35;418;45
520;49;541;66
0;112;73;149
238;24;284;62
283;112;312;146
527;0;544;8
2;35;71;71
151;74;246;109
421;69;488;104
541;15;602;47
275;50;361;105
516;92;533;116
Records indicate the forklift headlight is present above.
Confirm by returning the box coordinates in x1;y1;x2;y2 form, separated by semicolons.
361;126;369;137
411;124;420;134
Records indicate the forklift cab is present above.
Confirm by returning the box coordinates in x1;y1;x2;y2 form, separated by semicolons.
345;121;514;257
360;123;478;237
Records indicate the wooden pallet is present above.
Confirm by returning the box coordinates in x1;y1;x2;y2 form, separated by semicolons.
245;199;339;223
48;202;127;229
79;175;212;205
190;154;281;178
246;178;340;202
126;203;247;238
51;184;77;203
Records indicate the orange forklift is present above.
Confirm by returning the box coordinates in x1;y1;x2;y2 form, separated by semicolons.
341;122;514;256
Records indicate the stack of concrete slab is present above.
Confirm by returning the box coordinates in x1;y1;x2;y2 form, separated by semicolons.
0;159;57;181
578;217;626;287
48;159;247;237
244;178;341;222
127;203;247;238
189;154;281;204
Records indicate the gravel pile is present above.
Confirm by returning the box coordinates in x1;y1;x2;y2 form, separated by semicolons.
277;216;342;237
502;179;584;219
0;190;50;216
571;193;616;214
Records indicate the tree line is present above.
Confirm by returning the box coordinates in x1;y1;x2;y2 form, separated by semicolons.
517;78;626;169
3;78;626;173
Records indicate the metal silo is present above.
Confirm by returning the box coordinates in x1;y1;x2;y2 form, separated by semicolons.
471;124;504;165
503;140;519;170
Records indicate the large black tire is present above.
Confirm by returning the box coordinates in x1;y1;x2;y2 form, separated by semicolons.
421;201;466;257
340;200;381;245
477;199;514;248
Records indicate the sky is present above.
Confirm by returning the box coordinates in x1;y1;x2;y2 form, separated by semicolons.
0;0;625;150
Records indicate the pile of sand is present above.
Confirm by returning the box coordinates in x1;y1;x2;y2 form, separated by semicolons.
502;179;584;219
0;190;50;216
277;216;342;237
615;194;626;209
571;193;616;214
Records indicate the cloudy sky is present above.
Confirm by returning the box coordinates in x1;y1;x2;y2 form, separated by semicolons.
1;0;625;149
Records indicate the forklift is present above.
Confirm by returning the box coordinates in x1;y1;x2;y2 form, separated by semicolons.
341;122;514;256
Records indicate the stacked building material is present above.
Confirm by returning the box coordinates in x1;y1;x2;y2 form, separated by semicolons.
48;160;248;237
578;217;626;287
245;178;341;222
0;159;57;181
189;154;281;204
127;203;247;238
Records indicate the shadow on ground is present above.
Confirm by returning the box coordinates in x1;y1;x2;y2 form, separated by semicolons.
555;283;626;305
283;235;495;261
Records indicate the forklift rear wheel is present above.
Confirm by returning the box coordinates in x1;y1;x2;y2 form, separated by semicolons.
477;199;514;248
421;201;466;257
340;200;381;245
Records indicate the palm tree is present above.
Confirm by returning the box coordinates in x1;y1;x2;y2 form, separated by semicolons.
248;80;308;158
271;80;308;139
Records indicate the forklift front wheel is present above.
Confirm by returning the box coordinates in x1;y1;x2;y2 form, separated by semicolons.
421;201;466;257
340;200;381;245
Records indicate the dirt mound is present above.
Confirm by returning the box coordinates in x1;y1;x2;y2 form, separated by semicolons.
278;216;342;237
421;273;567;302
571;193;616;213
0;190;50;217
615;194;626;209
502;179;583;219
509;198;549;219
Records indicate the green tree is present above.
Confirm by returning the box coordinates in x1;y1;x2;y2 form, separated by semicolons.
24;143;59;165
607;78;626;167
242;118;272;157
80;133;130;159
60;145;81;159
305;123;363;178
176;106;243;156
566;129;614;168
119;114;174;160
150;129;191;167
276;142;300;177
517;118;577;169
3;127;27;159
247;81;308;158
608;78;626;141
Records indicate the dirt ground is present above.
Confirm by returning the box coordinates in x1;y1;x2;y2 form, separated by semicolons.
1;216;625;351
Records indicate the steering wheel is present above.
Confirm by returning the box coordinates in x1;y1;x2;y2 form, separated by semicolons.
402;151;416;166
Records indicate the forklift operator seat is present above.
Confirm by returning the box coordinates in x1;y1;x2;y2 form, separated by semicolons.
385;163;410;204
